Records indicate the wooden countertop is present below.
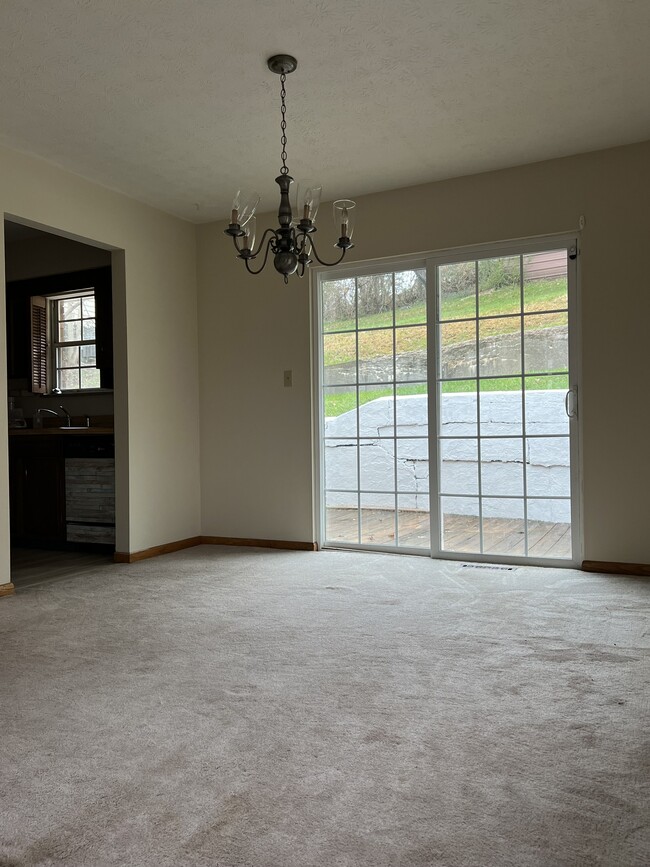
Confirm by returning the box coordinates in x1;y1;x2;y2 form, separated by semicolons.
9;427;114;437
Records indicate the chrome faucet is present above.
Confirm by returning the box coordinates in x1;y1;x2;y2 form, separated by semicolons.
34;408;59;429
33;406;71;428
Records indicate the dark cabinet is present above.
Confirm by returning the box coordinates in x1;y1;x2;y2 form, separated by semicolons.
9;440;65;544
64;438;115;544
9;435;114;548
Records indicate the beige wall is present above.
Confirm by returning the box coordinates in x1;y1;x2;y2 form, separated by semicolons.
0;144;201;583
197;140;650;564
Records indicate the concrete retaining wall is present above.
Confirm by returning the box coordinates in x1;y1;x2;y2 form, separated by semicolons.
324;326;567;386
324;391;571;522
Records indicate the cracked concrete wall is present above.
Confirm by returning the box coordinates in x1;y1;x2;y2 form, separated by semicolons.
325;391;571;521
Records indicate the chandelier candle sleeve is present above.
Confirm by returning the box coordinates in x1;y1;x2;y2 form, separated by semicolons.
224;54;356;282
334;200;356;242
243;217;256;252
297;181;322;223
231;190;259;229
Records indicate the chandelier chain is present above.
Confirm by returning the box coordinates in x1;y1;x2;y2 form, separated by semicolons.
279;73;288;175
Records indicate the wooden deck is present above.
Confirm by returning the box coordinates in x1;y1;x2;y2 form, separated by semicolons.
326;508;571;559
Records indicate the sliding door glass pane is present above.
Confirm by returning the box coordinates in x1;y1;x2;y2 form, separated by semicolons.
524;312;568;374
361;494;396;545
325;492;358;544
478;318;521;377
323;278;356;332
398;494;430;548
523;250;568;312
439;438;479;496
358;329;392;383
395;383;428;432
482;498;526;556
323;333;356;386
440;321;476;380
395;269;426;325
439;261;476;321
395;326;427;381
440;497;480;553
478;255;520;317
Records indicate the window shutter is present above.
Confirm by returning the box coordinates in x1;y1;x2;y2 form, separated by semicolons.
30;295;48;393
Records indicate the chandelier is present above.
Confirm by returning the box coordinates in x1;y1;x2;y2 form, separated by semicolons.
224;54;356;283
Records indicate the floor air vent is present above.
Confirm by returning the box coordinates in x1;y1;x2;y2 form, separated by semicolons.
461;563;516;571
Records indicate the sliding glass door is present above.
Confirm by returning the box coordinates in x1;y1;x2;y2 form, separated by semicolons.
316;239;580;565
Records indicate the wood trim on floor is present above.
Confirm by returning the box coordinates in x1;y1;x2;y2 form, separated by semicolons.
0;582;16;598
114;536;202;563
201;536;318;552
114;535;318;563
582;560;650;577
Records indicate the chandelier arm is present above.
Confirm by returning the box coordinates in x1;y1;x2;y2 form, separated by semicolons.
308;235;348;267
243;237;274;275
248;227;278;260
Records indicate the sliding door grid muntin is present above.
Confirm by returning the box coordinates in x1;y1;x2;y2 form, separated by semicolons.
313;235;580;566
325;322;429;336
438;308;569;324
326;491;569;501
325;434;570;441
327;371;568;388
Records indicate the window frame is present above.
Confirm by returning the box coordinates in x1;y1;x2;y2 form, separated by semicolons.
48;288;100;393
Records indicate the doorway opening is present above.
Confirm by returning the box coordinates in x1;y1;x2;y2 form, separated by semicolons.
4;220;117;589
315;238;580;566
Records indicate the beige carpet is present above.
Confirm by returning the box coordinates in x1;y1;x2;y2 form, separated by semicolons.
0;546;648;866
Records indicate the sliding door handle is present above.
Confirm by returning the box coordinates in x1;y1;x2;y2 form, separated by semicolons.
565;388;577;419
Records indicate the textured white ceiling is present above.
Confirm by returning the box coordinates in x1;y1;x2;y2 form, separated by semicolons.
0;1;648;223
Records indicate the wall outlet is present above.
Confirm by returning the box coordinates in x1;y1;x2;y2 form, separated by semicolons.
283;370;293;387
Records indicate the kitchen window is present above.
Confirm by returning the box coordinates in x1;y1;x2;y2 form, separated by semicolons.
49;290;101;391
7;266;113;394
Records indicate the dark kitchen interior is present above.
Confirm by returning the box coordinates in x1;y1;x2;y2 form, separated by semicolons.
5;221;115;587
